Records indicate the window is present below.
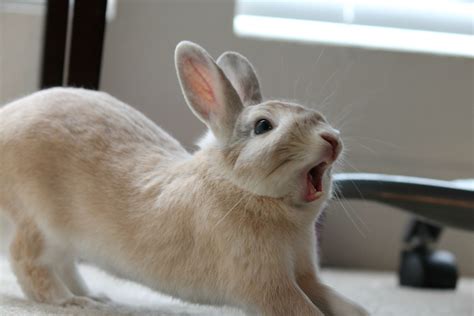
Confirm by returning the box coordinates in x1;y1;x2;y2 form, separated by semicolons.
234;0;474;57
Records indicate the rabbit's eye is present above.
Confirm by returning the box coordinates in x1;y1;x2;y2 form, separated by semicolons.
254;119;273;135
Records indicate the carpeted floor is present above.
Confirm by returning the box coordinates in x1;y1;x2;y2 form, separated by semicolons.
0;255;472;316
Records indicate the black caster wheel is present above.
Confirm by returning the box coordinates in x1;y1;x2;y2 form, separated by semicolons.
399;246;458;289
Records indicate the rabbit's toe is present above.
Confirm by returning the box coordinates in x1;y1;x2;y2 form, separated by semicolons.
60;296;104;309
89;293;111;303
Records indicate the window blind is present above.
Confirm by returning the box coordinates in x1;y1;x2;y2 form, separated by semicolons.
234;0;474;57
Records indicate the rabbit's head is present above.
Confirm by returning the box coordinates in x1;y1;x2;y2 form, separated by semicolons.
175;42;342;207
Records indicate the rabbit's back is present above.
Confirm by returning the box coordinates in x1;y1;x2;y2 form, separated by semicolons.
0;87;188;221
0;87;186;157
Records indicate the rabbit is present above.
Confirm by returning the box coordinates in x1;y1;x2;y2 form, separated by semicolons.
0;41;368;316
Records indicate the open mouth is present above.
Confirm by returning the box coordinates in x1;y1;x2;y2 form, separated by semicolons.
304;162;328;202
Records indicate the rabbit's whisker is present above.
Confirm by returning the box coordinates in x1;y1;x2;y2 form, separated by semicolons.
265;158;292;179
332;192;367;238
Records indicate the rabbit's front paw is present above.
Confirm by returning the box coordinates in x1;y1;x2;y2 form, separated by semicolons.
331;301;369;316
89;293;111;304
60;296;106;309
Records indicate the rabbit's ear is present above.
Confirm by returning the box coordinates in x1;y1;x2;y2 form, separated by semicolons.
175;41;243;142
217;52;262;106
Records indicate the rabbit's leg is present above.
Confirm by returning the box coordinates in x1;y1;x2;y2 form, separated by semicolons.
297;272;369;316
56;258;89;296
246;279;324;316
56;258;110;303
9;218;101;308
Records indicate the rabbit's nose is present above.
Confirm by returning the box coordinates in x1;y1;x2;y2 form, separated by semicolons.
320;132;341;161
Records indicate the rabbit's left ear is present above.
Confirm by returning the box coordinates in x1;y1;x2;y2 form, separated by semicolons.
175;41;243;143
217;52;262;106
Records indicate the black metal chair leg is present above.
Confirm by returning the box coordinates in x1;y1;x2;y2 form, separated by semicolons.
399;218;458;289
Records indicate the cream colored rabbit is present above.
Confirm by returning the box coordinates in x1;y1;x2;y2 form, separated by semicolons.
0;41;368;316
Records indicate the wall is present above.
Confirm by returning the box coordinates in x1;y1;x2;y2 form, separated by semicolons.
0;2;44;104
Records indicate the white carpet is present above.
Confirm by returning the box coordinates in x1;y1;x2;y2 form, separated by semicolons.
0;255;472;316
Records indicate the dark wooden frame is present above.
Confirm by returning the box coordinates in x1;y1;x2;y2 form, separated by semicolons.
41;0;107;90
40;0;69;88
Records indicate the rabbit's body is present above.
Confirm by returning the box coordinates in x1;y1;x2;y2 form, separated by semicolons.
0;42;368;315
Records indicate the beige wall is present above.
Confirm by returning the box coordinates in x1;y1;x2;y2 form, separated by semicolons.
0;4;44;104
1;0;473;275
